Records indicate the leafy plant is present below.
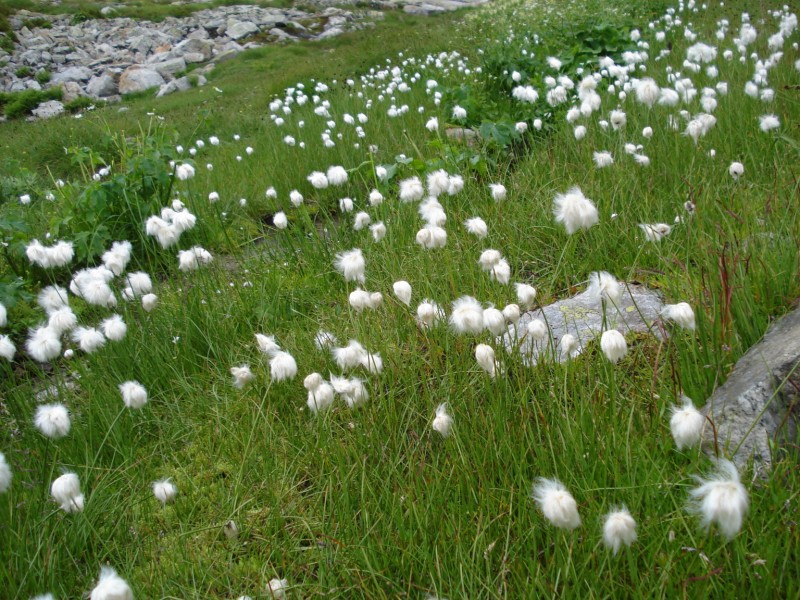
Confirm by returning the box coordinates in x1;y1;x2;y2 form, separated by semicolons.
14;65;32;78
3;87;62;119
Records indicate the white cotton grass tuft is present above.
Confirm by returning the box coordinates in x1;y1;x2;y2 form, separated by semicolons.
370;222;386;242
728;161;744;180
503;303;521;325
102;241;133;276
47;307;78;335
348;289;382;312
432;403;454;438
759;114;780;132
531;478;581;529
688;459;749;540
603;507;638;555
399;177;424;202
417;299;445;329
586;271;622;306
51;472;84;513
178;246;213;271
515;283;537;310
393;281;412;306
267;578;289;599
450;296;484;335
327;165;348;186
553;187;599;234
527;319;548;342
558;333;580;361
26;326;62;363
314;330;337;351
415;226;447;249
334;248;366;284
593;151;614;168
661;302;696;330
142;293;158;312
38;285;70;313
464;217;488;238
230;365;255;389
89;566;133;600
304;373;335;414
670;396;705;450
483;307;506;336
72;327;106;354
600;330;627;363
255;334;281;357
152;479;178;504
101;315;127;342
0;335;14;361
0;452;11;493
270;351;298;382
332;340;367;370
489;183;507;201
639;223;672;242
307;171;328;189
34;403;71;439
475;343;497;377
119;381;148;409
330;374;369;408
273;212;288;229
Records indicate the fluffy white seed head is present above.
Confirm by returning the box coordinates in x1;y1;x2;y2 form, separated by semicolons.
503;303;521;324
450;296;484;335
153;479;178;504
586;271;622;306
603;508;638;554
483;307;506;336
267;578;289;599
0;452;11;493
101;315;127;342
119;381;148;409
26;326;61;363
670;396;705;450
639;223;672;242
314;330;337;351
90;566;133;600
475;343;497;377
600;330;628;363
334;248;366;284
527;319;548;341
432;403;454;437
416;299;445;329
559;333;580;361
270;351;298;382
142;293;158;312
51;472;84;513
393;281;412;306
532;478;581;529
72;327;106;354
230;365;255;389
38;285;69;314
0;335;14;361
553;187;599;234
728;161;744;179
515;283;537;310
333;340;367;370
688;459;748;540
47;307;77;335
464;217;488;238
662;302;696;330
34;403;71;439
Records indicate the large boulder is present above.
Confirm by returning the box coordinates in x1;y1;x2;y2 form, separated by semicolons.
51;66;93;84
31;100;65;119
86;73;118;98
701;307;800;474
174;37;214;61
59;81;84;104
118;66;165;94
226;20;259;40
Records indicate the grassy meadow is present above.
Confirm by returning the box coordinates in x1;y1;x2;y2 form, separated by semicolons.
1;0;799;598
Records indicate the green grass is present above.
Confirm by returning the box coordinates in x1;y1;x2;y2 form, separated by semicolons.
1;0;800;598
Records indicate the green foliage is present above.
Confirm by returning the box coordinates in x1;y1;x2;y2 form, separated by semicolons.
3;87;62;119
34;69;51;84
21;16;52;29
14;65;32;78
64;95;97;113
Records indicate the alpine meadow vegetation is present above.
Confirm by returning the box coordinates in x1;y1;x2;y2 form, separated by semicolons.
1;0;800;597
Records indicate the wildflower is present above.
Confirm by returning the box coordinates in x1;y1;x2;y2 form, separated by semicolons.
230;365;255;389
610;109;627;130
266;187;278;199
370;222;386;242
208;191;220;203
256;334;281;357
100;315;127;342
670;396;705;450
427;169;450;197
48;307;77;335
759;114;780;132
452;105;467;120
175;163;195;180
0;335;15;361
603;508;637;554
289;190;303;206
102;241;133;276
0;452;11;493
223;520;239;540
360;351;383;374
432;403;454;437
327;165;348;185
587;271;622;306
553;187;599;234
353;212;371;232
270;351;297;382
450;296;484;334
574;126;587;140
142;293;158;312
475;343;497;377
368;189;383;206
729;162;744;179
515;283;537;310
688;459;748;540
425;116;439;131
72;327;106;354
593;151;614;168
178;247;213;271
465;217;488;238
559;333;580;361
633;154;650;167
399;177;424;202
330;375;368;408
153;479;178;504
417;299;445;329
339;198;354;213
416;226;447;249
51;472;84;513
516;122;528;133
314;330;337;351
489;183;507;202
126;272;153;297
635;78;660;107
119;381;148;409
268;578;288;599
307;171;329;189
532;478;581;529
26;326;61;363
89;567;133;600
662;302;696;330
334;248;366;284
304;373;335;414
478;249;502;271
642;126;653;138
393;281;412;306
639;223;672;242
600;330;627;363
348;289;381;312
38;285;69;313
503;304;521;324
527;319;548;341
20;194;31;205
34;403;71;439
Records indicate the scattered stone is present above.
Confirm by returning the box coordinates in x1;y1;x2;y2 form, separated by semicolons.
86;73;118;97
50;66;93;84
226;20;260;40
59;80;84;103
504;283;664;364
701;307;800;475
31;100;65;119
118;66;165;94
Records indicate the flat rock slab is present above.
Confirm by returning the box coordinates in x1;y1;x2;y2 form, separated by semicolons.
701;307;800;474
504;283;664;364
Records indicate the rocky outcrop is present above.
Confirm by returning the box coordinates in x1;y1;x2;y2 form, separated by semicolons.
701;307;800;475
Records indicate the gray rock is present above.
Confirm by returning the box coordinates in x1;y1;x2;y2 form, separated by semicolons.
118;66;165;94
31;100;65;119
59;80;84;103
182;52;207;64
86;73;117;97
226;20;259;40
153;56;186;78
174;37;214;61
504;283;664;364
701;307;800;474
51;66;93;84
